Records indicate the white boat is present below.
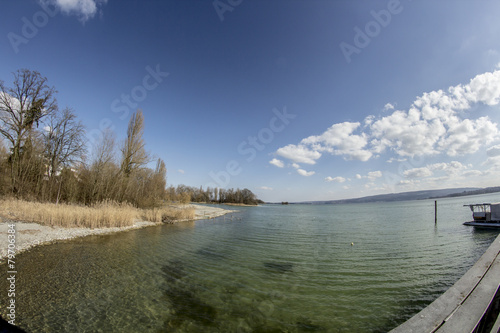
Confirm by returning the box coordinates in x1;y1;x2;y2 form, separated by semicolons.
463;203;500;228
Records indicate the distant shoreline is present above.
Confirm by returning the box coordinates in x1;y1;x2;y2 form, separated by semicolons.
427;186;500;200
0;204;235;261
222;203;259;207
275;186;500;205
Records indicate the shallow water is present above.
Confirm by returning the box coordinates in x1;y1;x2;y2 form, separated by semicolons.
1;195;500;332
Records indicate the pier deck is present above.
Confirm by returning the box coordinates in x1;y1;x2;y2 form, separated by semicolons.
390;233;500;333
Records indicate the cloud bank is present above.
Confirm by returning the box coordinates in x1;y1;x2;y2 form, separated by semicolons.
271;70;500;168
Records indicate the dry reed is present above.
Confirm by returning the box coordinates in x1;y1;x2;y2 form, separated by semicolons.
0;198;137;228
0;198;196;228
140;205;195;223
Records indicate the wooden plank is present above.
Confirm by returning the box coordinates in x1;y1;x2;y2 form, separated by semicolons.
389;235;500;333
436;255;500;332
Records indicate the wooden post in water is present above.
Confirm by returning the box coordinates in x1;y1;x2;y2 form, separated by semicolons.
435;200;437;225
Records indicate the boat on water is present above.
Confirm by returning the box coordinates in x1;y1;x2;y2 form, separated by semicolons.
463;203;500;228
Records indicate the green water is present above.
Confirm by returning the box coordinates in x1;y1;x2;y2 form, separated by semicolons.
1;194;500;332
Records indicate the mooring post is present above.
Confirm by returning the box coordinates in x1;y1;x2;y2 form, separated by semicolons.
435;200;437;224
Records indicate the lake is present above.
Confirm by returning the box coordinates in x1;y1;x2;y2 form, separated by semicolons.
1;193;500;332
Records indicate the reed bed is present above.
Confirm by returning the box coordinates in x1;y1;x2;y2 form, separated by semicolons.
0;199;196;228
0;198;137;228
140;205;195;223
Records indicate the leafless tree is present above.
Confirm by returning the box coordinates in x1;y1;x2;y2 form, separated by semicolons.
43;108;86;176
87;129;118;203
0;69;57;193
120;110;149;176
91;128;116;172
42;108;86;203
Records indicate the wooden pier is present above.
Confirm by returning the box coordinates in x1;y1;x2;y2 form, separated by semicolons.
390;233;500;333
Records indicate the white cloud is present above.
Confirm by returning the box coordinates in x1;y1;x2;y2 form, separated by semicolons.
291;163;300;169
301;122;372;161
438;117;498;156
0;92;21;114
177;169;185;174
44;0;108;22
269;158;285;168
371;70;500;157
483;145;500;169
404;167;433;179
273;69;500;167
463;170;483;177
325;176;346;183
364;115;375;126
297;169;315;177
384;103;395;111
398;179;420;187
403;161;473;181
354;171;382;181
367;171;382;180
386;157;407;163
487;145;500;157
467;70;500;105
276;144;321;165
259;186;273;191
370;109;447;156
431;161;467;175
483;156;500;169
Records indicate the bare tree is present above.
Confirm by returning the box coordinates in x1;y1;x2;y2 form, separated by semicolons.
42;107;86;203
150;158;167;206
0;69;57;193
43;108;86;177
0;141;7;193
87;129;118;203
120;110;149;176
91;128;116;172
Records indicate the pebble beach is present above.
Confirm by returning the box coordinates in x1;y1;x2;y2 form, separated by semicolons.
0;204;235;261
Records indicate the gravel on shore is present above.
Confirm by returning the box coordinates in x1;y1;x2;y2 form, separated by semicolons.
0;204;236;261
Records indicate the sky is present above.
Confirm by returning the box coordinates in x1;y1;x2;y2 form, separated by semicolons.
1;0;500;202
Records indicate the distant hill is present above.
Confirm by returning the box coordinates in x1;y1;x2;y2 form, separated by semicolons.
294;187;496;205
428;186;500;199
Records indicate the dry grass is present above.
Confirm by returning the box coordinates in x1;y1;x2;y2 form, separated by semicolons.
140;205;195;223
0;198;196;228
0;198;137;228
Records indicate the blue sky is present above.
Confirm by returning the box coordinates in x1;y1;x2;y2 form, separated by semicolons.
2;0;500;202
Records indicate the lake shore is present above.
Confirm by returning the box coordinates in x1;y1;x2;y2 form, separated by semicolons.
0;204;236;261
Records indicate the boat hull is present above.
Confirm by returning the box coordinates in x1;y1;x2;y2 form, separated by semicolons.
463;221;500;228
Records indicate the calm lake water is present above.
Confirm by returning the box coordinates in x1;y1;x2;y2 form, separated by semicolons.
2;193;500;332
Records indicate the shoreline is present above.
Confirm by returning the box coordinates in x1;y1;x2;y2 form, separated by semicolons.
0;204;236;261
